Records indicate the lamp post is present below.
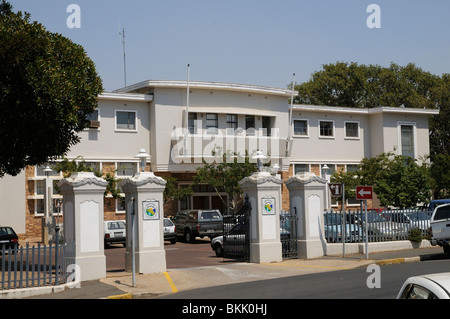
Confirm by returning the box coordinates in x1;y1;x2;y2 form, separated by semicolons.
252;150;267;173
135;148;150;173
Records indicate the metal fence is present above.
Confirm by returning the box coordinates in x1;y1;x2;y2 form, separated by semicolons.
280;209;298;259
324;210;431;243
1;241;76;291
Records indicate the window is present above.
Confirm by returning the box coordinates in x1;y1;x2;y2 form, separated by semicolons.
206;113;218;134
319;121;334;137
294;164;309;175
345;122;359;138
262;116;271;136
188;113;197;134
293;119;308;136
227;114;238;134
400;124;414;158
116;110;136;130
245;115;255;136
116;162;137;176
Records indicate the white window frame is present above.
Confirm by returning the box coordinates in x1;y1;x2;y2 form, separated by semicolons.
397;121;417;159
116;162;138;177
115;109;138;132
293;119;309;137
319;120;335;139
344;121;360;139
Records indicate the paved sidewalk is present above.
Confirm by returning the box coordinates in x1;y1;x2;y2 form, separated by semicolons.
24;246;447;299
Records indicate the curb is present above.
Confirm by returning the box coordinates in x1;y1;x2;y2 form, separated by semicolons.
106;293;133;299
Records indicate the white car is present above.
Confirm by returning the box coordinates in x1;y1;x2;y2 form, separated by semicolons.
397;273;450;299
104;220;126;248
164;218;177;244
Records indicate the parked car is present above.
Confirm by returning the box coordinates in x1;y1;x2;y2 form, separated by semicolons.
211;223;246;257
0;226;19;251
172;209;223;243
324;213;363;242
356;211;406;240
430;203;450;254
104;220;126;248
423;199;450;214
383;211;430;232
211;224;290;258
397;273;450;299
163;218;177;244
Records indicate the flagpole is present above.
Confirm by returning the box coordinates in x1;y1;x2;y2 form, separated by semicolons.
286;73;295;157
185;64;190;132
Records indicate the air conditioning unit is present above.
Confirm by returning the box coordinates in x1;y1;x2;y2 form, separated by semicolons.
90;120;101;128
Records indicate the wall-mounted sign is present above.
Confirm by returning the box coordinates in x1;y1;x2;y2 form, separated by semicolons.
143;200;160;220
262;197;276;215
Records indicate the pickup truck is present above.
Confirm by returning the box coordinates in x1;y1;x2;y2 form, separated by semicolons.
430;203;450;254
172;209;223;243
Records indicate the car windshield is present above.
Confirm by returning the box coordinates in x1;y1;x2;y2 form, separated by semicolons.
201;211;221;220
164;219;174;227
0;227;15;236
409;212;430;221
361;213;386;223
108;221;125;230
324;213;341;225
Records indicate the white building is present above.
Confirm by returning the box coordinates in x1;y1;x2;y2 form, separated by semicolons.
0;80;439;240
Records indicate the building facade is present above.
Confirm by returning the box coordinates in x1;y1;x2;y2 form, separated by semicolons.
0;80;439;240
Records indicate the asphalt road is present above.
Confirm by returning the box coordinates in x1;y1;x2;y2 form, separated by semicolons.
105;238;235;271
158;259;450;299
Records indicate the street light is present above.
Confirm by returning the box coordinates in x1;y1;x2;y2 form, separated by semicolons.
135;148;150;173
270;163;280;176
252;150;267;172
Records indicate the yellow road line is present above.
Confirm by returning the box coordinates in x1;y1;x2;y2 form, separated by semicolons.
163;272;178;293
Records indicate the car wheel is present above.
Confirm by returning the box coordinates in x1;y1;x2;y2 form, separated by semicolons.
214;244;223;257
184;230;193;243
170;238;177;245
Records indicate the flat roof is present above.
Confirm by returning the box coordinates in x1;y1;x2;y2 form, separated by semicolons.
113;80;295;97
293;104;440;115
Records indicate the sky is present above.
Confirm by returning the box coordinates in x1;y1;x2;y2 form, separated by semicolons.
9;0;450;92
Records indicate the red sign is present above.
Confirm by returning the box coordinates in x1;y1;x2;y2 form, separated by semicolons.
356;186;373;200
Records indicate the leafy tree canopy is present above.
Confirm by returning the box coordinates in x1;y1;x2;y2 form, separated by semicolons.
0;1;103;177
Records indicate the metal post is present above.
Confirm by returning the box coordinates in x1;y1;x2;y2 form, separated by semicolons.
342;184;346;258
131;197;136;287
55;225;60;285
365;200;369;259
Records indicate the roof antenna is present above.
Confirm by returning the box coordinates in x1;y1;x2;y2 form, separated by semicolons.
119;24;127;87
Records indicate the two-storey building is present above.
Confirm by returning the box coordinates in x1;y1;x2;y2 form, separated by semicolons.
0;80;439;240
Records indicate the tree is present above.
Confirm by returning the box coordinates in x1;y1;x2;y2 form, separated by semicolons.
0;2;103;177
194;150;258;212
333;152;434;208
294;62;439;109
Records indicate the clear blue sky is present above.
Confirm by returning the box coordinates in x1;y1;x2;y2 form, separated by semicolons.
10;0;450;92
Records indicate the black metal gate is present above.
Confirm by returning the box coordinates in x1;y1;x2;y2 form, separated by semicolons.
280;207;298;259
222;196;251;262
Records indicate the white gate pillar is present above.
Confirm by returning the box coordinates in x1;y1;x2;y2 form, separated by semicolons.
119;171;167;274
285;172;327;259
239;171;283;263
58;172;108;281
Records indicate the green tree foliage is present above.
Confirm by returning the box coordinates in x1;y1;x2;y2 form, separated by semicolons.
194;150;258;212
332;152;434;208
0;2;103;177
294;62;439;109
295;61;449;198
